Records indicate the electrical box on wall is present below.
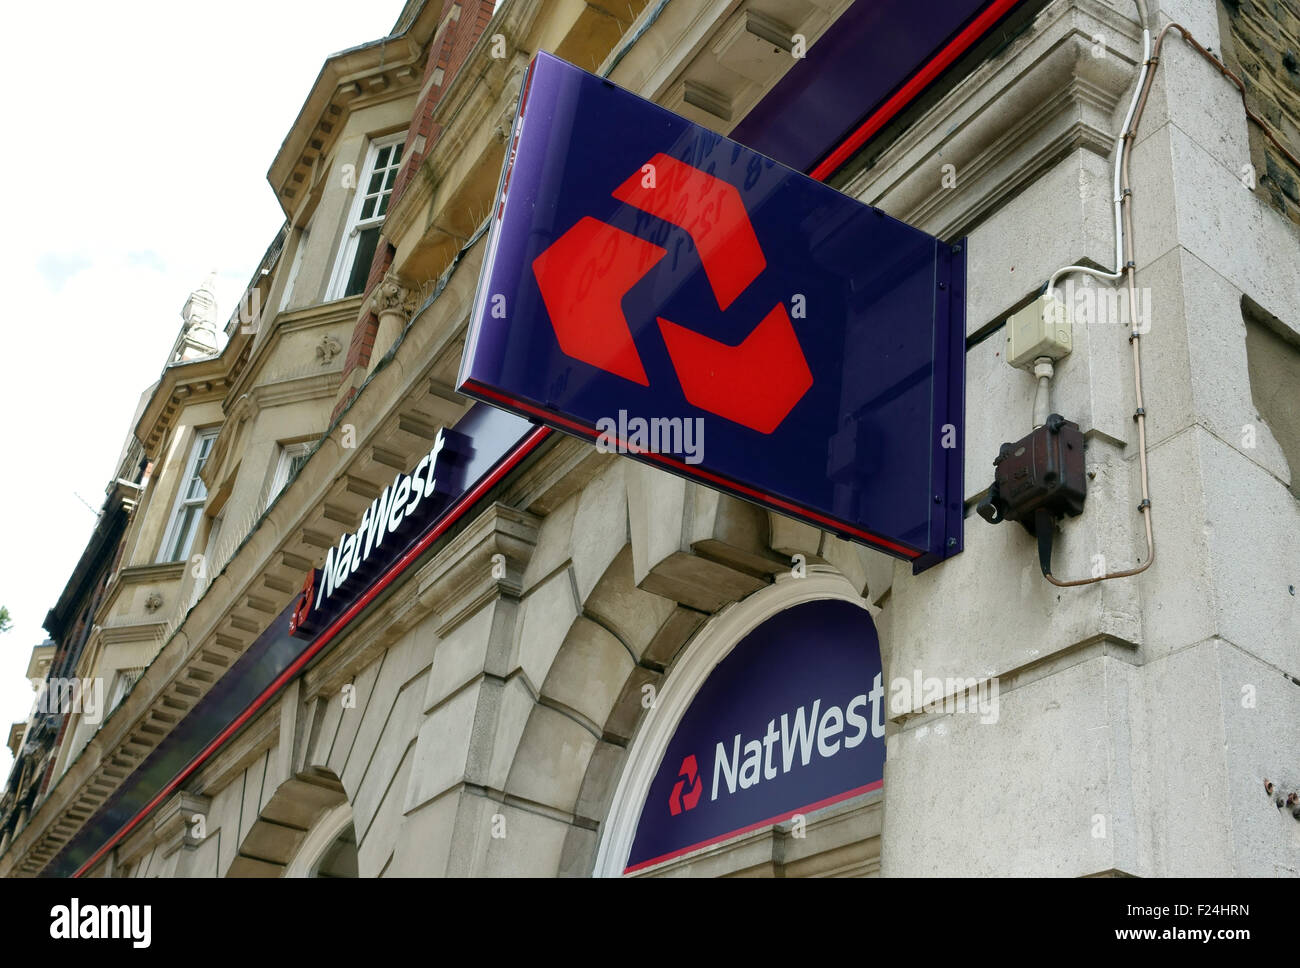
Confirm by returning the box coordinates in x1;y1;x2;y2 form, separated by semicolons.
1006;294;1072;369
976;414;1086;533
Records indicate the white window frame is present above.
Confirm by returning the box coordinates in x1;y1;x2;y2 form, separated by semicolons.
271;442;312;501
277;217;313;314
107;666;145;714
325;132;407;301
158;429;218;564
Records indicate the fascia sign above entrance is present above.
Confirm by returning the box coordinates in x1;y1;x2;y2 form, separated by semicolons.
47;404;545;878
623;598;885;874
290;405;536;640
458;52;966;571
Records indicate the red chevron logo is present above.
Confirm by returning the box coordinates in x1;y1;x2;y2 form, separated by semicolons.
668;754;703;816
531;154;812;434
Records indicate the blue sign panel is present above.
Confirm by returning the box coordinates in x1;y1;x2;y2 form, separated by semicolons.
289;403;537;641
625;599;885;874
731;0;1026;176
458;52;964;570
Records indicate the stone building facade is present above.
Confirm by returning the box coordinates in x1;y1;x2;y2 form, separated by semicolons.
2;0;1298;878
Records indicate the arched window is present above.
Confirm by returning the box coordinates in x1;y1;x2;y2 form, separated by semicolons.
285;801;358;878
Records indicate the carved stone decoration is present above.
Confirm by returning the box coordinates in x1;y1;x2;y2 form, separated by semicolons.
368;272;417;364
170;273;220;363
144;592;164;614
367;272;415;319
316;334;342;365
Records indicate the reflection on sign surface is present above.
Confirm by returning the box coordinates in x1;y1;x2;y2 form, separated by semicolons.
460;52;965;570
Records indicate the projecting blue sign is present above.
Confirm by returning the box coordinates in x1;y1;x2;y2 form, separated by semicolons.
458;52;964;570
625;599;885;873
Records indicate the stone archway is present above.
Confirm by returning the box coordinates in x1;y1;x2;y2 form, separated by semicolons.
486;457;887;876
225;767;348;877
284;799;357;877
592;571;883;877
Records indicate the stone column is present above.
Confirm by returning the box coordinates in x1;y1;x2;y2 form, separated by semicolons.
368;273;416;373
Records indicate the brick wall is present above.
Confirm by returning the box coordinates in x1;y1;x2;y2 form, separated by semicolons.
1221;0;1300;225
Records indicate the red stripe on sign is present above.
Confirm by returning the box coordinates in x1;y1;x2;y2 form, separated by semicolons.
808;0;1025;182
622;780;884;875
461;379;922;559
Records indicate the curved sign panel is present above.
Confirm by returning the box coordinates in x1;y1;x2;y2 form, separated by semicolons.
625;599;885;874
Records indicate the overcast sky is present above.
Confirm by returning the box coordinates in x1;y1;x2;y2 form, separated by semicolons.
0;1;406;784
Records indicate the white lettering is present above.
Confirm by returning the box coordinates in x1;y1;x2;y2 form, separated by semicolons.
712;735;741;799
371;485;395;551
424;430;450;497
869;672;885;738
738;739;763;789
780;701;820;772
406;456;429;517
817;704;843;757
388;475;411;532
844;693;869;748
703;688;885;803
50;899;150;949
351;504;374;575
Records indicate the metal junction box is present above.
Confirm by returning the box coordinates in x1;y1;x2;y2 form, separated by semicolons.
978;414;1086;533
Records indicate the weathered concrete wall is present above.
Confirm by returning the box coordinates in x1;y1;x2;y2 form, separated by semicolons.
875;0;1300;876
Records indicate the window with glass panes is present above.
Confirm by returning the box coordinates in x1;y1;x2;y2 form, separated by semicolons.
329;135;406;300
159;430;217;563
107;667;145;713
271;442;312;500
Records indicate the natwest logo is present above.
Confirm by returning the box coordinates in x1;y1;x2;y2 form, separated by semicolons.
678;675;886;816
461;52;965;569
289;427;466;639
668;754;703;815
532;153;812;435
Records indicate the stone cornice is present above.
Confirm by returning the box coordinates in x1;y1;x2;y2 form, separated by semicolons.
135;354;234;458
96;622;168;647
116;562;187;586
267;3;444;213
838;0;1142;241
246;371;341;412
